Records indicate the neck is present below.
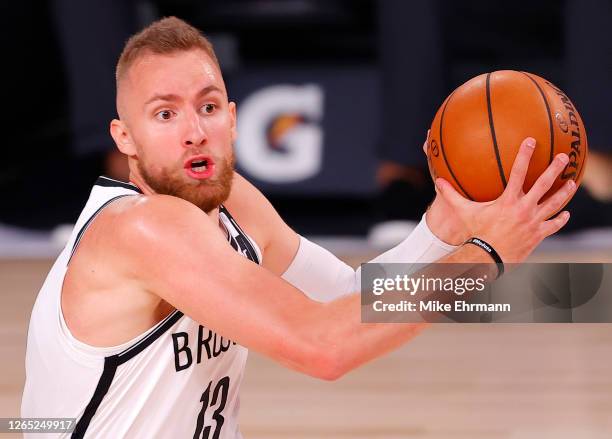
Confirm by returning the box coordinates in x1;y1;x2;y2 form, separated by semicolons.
128;171;154;196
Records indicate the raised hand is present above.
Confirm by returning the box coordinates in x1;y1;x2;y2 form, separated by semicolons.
434;137;577;263
423;132;470;245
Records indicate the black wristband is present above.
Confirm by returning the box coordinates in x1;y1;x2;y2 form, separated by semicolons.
464;237;504;278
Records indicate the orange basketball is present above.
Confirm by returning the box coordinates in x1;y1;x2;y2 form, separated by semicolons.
427;70;588;203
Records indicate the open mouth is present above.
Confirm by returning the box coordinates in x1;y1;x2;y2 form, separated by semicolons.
190;159;208;173
185;156;215;179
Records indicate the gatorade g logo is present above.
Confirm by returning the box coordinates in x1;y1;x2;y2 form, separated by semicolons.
236;84;324;183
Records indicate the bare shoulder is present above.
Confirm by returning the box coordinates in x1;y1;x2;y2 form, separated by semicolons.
62;194;216;347
111;193;214;244
80;193;216;262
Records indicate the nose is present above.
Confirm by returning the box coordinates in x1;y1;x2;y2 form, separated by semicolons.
183;110;207;147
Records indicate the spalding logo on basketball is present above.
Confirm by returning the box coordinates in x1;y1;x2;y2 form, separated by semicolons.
427;70;588;204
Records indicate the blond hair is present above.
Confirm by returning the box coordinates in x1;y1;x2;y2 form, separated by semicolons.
116;16;219;84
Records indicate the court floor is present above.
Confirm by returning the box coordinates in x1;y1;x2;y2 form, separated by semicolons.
1;245;612;438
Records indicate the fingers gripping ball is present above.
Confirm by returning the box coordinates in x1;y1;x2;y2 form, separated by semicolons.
427;70;588;204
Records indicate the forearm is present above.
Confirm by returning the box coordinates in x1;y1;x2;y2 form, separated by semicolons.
282;213;459;302
305;243;494;378
313;279;445;379
369;212;458;264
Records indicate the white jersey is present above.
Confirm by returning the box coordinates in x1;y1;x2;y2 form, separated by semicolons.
22;176;262;439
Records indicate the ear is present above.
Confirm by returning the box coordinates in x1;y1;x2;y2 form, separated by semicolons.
228;101;237;142
110;119;137;156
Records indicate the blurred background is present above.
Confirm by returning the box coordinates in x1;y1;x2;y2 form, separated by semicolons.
1;0;611;246
1;1;612;438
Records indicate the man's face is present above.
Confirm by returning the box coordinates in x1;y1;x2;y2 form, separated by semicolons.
117;49;237;213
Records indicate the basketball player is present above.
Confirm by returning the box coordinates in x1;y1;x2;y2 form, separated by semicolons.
21;17;577;438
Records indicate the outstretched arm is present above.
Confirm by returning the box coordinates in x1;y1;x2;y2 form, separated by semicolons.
114;194;428;380
109;138;572;381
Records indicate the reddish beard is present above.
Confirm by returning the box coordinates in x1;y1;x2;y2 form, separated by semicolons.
138;153;235;213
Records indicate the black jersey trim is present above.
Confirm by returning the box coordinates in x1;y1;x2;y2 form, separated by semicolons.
69;178;142;265
95;176;143;193
117;310;184;361
72;310;184;438
72;356;119;439
68;195;134;265
218;205;260;265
